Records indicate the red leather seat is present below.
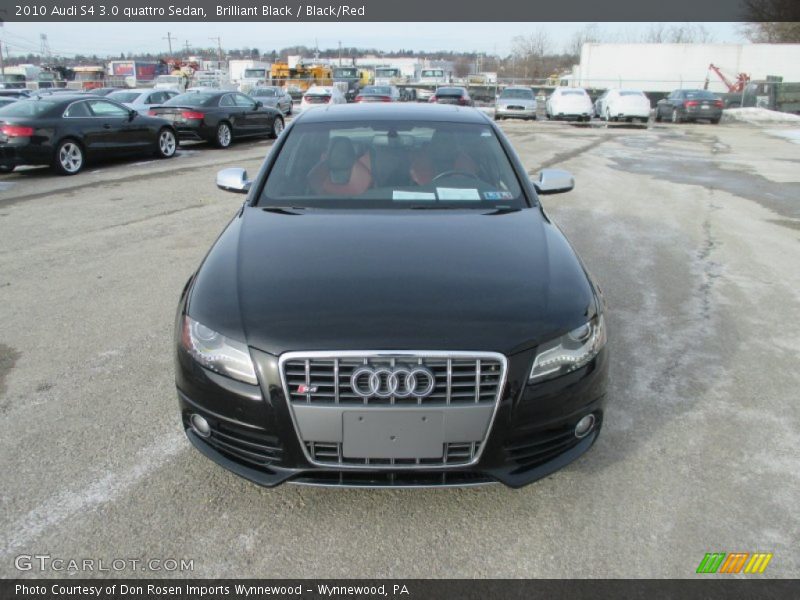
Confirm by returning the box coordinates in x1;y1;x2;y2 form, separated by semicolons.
308;137;373;196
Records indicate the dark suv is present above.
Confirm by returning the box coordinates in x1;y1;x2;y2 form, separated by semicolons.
175;104;608;488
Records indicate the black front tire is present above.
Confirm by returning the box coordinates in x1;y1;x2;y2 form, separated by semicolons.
0;165;14;173
214;122;233;148
53;139;85;175
155;128;178;158
270;116;285;139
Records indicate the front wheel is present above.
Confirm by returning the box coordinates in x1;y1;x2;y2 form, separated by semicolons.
0;165;14;174
270;116;284;139
214;122;232;148
155;128;177;158
53;139;84;175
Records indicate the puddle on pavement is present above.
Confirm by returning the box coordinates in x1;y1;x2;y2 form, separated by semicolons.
609;138;800;220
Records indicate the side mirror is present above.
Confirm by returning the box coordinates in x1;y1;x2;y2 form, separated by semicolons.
128;110;137;121
216;168;251;194
532;169;574;195
254;100;263;108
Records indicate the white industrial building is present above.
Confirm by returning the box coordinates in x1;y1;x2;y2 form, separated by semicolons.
568;43;800;92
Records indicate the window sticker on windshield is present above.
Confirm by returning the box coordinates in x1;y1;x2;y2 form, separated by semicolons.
484;191;514;200
393;191;437;201
436;188;481;201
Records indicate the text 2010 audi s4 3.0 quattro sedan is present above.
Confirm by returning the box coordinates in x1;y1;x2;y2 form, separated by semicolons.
175;103;608;488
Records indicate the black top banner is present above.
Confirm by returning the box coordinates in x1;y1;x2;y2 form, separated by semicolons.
1;0;798;22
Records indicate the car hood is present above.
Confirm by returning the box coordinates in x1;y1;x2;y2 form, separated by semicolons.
187;207;596;356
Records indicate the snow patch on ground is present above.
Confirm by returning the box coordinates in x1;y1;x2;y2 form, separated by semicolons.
766;129;800;144
722;107;800;125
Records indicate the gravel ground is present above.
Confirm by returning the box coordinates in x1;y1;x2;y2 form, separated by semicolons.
0;118;798;578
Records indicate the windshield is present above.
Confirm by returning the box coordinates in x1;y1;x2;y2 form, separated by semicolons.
0;99;59;117
362;86;391;95
107;91;141;103
437;88;464;96
376;69;399;77
253;88;277;96
165;92;217;106
0;74;26;83
334;69;359;78
421;70;443;78
243;69;267;78
501;89;533;99
259;120;524;209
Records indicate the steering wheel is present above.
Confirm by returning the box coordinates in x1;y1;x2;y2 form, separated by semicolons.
432;170;481;183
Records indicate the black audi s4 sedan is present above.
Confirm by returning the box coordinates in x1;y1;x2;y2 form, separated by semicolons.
149;91;284;148
175;103;608;488
0;95;178;175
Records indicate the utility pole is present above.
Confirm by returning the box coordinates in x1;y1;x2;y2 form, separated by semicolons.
0;40;4;77
338;41;342;66
184;40;191;54
210;37;223;61
163;32;175;55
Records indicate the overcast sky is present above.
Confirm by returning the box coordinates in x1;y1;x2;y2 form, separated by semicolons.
1;22;745;58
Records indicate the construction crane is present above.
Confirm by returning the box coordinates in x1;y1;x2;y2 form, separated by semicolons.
704;63;750;93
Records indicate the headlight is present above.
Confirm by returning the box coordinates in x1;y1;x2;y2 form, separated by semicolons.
181;316;258;385
529;314;606;383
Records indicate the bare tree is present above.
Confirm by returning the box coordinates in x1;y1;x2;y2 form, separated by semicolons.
511;29;552;79
742;21;800;42
566;24;601;58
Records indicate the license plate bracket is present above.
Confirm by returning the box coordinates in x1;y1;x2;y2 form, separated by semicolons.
342;410;444;459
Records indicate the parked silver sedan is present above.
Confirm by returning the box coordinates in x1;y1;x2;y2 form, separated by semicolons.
250;86;294;115
495;86;537;121
106;88;180;115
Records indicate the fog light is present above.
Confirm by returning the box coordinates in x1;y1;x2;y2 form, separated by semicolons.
189;413;211;438
574;414;595;439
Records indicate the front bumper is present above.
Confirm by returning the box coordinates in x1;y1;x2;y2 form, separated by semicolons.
176;345;609;488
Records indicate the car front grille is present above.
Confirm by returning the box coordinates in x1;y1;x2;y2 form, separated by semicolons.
282;355;503;406
506;105;525;110
306;441;482;466
291;470;494;487
279;351;507;470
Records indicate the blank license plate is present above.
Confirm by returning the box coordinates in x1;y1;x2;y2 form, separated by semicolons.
342;411;444;459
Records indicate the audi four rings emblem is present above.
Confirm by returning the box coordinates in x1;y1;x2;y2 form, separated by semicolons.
350;365;436;399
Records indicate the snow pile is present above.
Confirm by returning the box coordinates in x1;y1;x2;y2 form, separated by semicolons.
721;107;800;125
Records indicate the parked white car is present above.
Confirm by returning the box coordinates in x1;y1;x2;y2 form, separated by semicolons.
105;88;181;114
545;87;593;121
300;86;347;110
598;89;651;124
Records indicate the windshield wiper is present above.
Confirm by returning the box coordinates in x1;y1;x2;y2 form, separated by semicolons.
261;206;308;215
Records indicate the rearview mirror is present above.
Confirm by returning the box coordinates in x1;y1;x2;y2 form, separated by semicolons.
216;168;251;194
532;169;574;195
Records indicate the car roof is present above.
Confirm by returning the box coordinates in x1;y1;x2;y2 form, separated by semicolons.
295;103;490;124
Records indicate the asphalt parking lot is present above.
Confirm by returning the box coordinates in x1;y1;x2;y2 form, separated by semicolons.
1;116;798;578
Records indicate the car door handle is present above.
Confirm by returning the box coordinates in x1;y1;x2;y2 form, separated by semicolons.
103;124;111;129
